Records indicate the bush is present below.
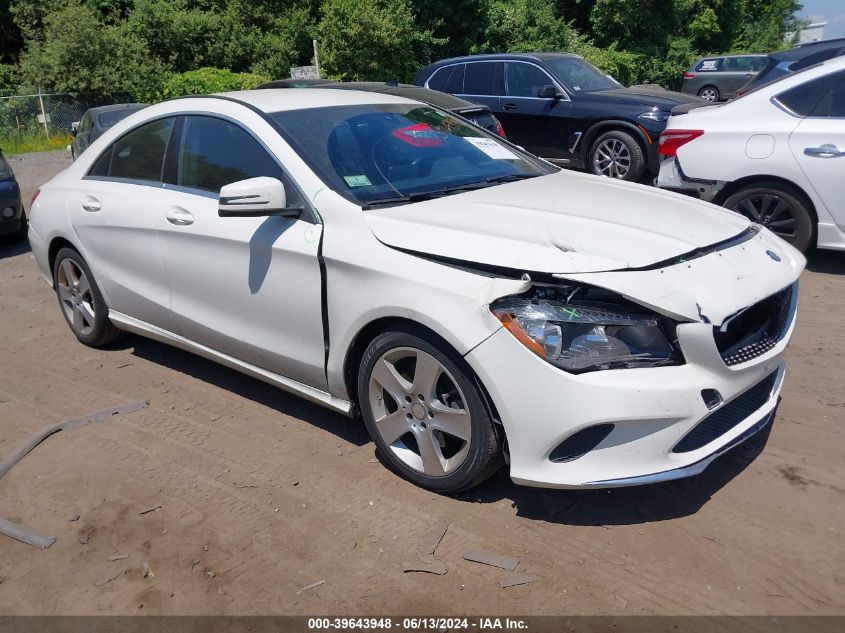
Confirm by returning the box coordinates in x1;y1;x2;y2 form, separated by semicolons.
157;67;271;99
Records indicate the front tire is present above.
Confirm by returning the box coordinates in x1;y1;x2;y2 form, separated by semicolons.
357;327;502;493
588;130;645;181
722;182;814;252
52;247;123;346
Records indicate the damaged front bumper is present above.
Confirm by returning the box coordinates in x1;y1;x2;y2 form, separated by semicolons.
656;156;725;203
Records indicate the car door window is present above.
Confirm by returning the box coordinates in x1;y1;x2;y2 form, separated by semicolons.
810;73;845;118
88;117;175;182
443;64;465;93
464;62;499;95
776;73;842;116
505;63;554;98
177;116;300;204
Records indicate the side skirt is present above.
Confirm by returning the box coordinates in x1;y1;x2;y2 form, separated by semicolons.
108;311;354;416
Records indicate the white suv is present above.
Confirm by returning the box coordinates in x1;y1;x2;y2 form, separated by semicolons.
657;55;845;253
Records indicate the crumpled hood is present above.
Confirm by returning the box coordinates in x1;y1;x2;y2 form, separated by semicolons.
365;171;751;274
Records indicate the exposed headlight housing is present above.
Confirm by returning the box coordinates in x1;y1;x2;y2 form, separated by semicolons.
491;286;683;373
638;109;671;123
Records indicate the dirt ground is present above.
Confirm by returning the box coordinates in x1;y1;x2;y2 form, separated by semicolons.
0;150;843;617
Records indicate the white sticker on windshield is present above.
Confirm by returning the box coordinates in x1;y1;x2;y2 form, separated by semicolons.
464;137;518;160
344;175;372;187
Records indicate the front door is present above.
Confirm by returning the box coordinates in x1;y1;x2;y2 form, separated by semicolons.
158;115;327;389
497;61;571;160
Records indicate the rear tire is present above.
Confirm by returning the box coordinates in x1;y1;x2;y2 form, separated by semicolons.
357;326;502;493
698;85;720;102
588;130;646;181
722;182;814;252
52;246;124;347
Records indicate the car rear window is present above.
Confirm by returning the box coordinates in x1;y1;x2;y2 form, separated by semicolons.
775;72;841;116
695;59;723;72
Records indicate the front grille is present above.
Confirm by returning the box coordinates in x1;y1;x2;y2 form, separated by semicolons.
714;285;794;366
673;371;778;453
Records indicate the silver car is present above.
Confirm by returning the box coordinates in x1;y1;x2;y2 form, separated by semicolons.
682;55;769;101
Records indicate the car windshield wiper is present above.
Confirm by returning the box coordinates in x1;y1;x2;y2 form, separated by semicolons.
361;174;538;209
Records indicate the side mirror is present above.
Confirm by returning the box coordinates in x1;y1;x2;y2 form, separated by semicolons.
70;121;79;137
218;177;302;219
537;84;564;100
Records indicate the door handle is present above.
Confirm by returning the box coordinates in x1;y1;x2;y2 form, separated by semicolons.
503;103;518;111
81;195;101;212
165;207;194;226
804;144;845;158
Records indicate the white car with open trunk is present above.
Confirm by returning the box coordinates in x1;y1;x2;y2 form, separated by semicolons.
28;89;804;491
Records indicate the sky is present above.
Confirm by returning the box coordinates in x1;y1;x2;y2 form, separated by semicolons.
798;0;845;39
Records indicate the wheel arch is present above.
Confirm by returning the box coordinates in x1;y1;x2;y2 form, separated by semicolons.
713;174;819;228
342;316;503;428
48;236;79;275
581;119;649;163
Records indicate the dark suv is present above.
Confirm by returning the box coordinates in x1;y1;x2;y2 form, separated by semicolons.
414;53;702;181
0;150;26;243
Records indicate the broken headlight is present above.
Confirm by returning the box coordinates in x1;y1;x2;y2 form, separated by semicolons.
491;292;683;373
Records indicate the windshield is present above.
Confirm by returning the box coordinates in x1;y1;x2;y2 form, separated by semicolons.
544;57;621;92
271;104;553;207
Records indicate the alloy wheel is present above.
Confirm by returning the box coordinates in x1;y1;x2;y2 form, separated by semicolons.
593;138;631;179
699;87;718;101
56;258;97;336
732;193;798;241
368;347;472;477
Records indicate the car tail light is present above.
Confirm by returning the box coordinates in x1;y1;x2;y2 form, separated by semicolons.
658;129;704;157
29;189;40;214
391;123;443;147
493;116;506;139
683;72;695;79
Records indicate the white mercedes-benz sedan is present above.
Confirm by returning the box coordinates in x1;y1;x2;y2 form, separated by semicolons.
28;89;805;492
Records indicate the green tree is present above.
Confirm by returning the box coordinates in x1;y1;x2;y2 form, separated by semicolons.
159;67;270;99
474;0;585;53
317;0;441;81
17;3;164;98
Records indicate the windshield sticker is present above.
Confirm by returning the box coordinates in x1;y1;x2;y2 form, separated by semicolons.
344;175;372;187
464;137;518;160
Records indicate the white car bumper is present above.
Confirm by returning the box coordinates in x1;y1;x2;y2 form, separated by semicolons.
657;156;724;203
466;285;797;489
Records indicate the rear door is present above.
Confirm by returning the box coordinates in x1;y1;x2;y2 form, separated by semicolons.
498;61;571;160
71;116;177;328
453;61;502;113
788;71;845;231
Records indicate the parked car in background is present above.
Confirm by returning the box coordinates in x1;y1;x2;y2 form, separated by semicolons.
414;53;703;181
734;37;845;97
0;150;26;243
657;55;845;253
257;80;506;137
682;54;769;101
71;103;147;159
29;89;804;492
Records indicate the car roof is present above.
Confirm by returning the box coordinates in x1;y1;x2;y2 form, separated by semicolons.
771;37;845;61
213;88;419;113
87;103;148;115
424;52;581;68
315;82;482;110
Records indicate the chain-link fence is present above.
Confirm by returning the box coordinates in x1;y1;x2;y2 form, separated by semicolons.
0;92;104;140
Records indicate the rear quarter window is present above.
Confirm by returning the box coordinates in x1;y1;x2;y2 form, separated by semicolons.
695;59;723;72
775;72;841;116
